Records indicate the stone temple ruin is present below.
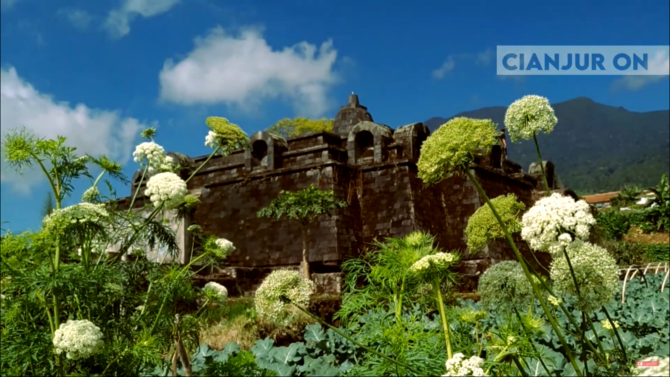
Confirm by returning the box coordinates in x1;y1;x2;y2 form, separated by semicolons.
115;94;561;296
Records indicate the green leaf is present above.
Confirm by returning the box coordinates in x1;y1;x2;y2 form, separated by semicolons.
304;324;327;343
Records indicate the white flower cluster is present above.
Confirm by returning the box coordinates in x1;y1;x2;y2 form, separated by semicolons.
478;261;534;312
205;131;221;150
443;353;486;376
53;319;104;360
214;238;235;257
550;241;619;313
203;282;228;301
504;95;558;142
254;270;315;326
132;142;175;174
409;252;457;273
43;203;109;232
144;172;188;209
521;193;595;255
81;186;101;203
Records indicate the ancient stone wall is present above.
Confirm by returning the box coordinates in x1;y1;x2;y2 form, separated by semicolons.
116;95;561;296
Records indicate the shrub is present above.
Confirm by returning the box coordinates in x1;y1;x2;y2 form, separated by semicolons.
596;210;632;240
601;239;649;266
644;243;670;262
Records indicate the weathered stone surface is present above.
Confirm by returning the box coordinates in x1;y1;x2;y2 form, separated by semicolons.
117;95;558;296
332;93;374;136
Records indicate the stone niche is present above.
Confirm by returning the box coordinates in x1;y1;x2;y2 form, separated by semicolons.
393;122;430;161
347;121;394;165
245;131;288;171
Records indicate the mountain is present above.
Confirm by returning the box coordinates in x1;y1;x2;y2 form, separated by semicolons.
424;97;670;194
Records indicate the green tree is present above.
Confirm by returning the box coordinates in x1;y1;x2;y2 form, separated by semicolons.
257;184;346;280
41;192;55;219
267;117;334;138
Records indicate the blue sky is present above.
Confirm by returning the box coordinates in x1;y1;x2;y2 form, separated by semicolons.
1;0;669;233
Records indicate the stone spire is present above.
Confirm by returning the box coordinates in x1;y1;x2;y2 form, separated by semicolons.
332;93;374;136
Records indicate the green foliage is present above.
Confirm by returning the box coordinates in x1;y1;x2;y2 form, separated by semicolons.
335;232;437;325
176;194;201;218
141;127;157;140
644;174;670;233
250;324;357;376
600;240;650;266
417;117;499;186
610;184;643;208
466;194;525;253
451;272;669;377
2;128;92;206
41;192;55;219
0;250;198;376
643;243;670;262
257;185;346;226
143;343;271;377
595;206;665;242
596;210;634;240
205;116;251;154
267;117;334;138
0;126;231;377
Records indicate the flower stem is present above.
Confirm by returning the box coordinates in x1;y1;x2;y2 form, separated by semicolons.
464;168;583;377
532;132;551;195
523;259;609;366
513;307;551;376
127;167;148;215
513;357;530;377
185;146;221;184
150;253;208;332
433;277;453;359
603;307;628;364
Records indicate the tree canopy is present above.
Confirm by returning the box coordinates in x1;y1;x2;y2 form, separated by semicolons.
257;184;346;226
267;117;334;138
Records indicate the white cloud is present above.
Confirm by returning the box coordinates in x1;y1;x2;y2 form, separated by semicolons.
475;48;494;66
1;67;146;194
432;48;494;80
104;0;180;38
432;57;456;79
611;50;670;91
58;9;94;31
158;26;339;118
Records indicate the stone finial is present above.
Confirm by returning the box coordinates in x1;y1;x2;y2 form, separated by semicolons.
348;93;360;107
332;94;374;136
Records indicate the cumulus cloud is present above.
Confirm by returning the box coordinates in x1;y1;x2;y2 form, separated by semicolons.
158;26;339;117
58;9;94;31
611;50;670;91
104;0;180;38
1;67;146;194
